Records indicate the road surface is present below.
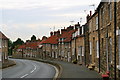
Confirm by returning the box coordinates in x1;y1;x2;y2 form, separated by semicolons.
2;59;56;78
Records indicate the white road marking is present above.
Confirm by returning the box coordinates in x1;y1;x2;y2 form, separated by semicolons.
30;65;37;73
20;74;28;78
20;63;37;78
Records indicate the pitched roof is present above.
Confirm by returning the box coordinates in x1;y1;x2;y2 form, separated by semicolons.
0;31;8;39
18;45;26;49
25;41;40;49
59;30;76;42
42;35;59;44
18;41;42;49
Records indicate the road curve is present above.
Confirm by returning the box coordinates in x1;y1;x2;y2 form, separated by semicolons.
2;59;56;78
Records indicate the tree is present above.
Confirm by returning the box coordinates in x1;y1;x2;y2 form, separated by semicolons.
8;40;13;55
31;35;36;41
12;38;24;49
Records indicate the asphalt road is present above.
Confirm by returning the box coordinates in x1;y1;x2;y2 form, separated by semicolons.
2;59;56;78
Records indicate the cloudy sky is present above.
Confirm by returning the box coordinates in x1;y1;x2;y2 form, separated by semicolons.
0;0;101;41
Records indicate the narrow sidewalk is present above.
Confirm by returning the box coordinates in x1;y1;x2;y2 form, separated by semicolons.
20;57;102;79
1;59;16;69
51;60;102;78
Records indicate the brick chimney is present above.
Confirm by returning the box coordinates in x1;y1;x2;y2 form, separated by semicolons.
86;14;90;22
90;11;92;16
61;28;67;34
54;30;60;36
66;25;74;31
75;22;80;29
57;30;60;36
50;32;53;36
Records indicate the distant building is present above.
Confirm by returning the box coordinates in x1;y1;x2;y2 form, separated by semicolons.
42;32;59;59
58;26;75;62
72;22;86;65
13;40;43;58
0;31;8;63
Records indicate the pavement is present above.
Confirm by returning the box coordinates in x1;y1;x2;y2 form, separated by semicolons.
51;60;102;79
2;59;56;79
0;60;16;69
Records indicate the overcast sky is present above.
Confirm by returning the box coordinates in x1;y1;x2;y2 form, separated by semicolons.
0;0;101;41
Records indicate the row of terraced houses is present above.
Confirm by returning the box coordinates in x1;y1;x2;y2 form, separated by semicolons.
13;1;120;79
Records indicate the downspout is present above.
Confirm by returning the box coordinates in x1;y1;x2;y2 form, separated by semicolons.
114;1;117;79
98;9;101;73
75;37;77;61
84;25;86;65
106;29;109;71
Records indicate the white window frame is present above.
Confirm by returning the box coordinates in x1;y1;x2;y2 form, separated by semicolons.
5;40;7;47
82;46;84;56
0;39;2;48
96;16;98;30
69;43;71;48
90;42;92;55
52;52;54;58
72;48;74;55
89;21;92;32
78;47;80;56
5;52;7;59
55;45;57;49
52;45;54;49
96;41;99;58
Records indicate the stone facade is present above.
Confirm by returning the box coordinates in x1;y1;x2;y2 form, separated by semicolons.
71;23;86;65
116;1;120;78
12;1;120;78
58;26;75;62
97;2;115;78
87;11;99;71
0;31;8;63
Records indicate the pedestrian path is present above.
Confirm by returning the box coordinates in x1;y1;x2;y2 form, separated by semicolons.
51;60;102;79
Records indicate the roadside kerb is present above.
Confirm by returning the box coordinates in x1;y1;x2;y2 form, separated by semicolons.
1;60;16;69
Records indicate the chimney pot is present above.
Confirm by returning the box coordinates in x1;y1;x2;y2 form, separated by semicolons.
50;32;53;36
90;11;92;16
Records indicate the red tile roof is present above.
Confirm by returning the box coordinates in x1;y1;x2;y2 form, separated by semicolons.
59;30;76;42
42;35;59;44
18;41;43;49
18;45;26;49
0;31;8;39
38;39;46;45
25;41;40;49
